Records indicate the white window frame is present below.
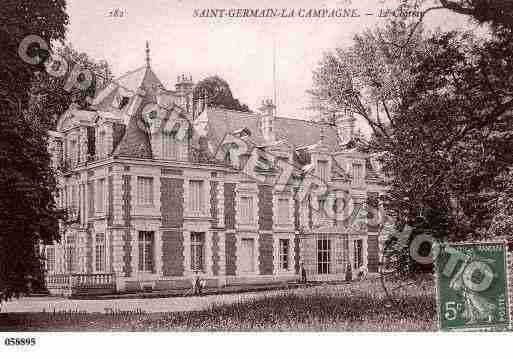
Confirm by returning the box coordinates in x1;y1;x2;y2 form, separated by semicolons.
239;237;257;275
71;184;77;212
188;179;205;215
277;198;290;225
239;195;254;224
95;233;107;273
97;131;106;159
318;197;329;220
162;132;179;160
190;232;205;273
69;138;77;166
65;235;77;273
318;159;329;182
46;246;55;272
138;231;155;273
96;178;105;213
317;235;331;275
354;239;363;269
352;162;364;186
236;188;258;228
278;238;291;271
137;176;154;207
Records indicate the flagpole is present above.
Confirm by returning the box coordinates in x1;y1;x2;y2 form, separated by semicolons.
273;35;277;114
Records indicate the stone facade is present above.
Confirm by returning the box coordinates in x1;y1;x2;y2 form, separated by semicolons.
45;60;386;294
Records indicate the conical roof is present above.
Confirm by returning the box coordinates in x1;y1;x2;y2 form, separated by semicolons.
92;66;163;112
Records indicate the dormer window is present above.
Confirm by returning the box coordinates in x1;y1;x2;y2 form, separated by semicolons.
114;94;130;110
318;160;329;182
119;96;130;109
162;132;179;160
352;162;364;185
276;156;288;166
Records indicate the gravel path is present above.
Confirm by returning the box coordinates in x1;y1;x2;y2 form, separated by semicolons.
1;290;289;314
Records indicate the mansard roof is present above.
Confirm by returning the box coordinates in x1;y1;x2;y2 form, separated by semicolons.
274;116;339;150
199;108;341;152
199;108;265;149
95;65;189;159
56;105;97;132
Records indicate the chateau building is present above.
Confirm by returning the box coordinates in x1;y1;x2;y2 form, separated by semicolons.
45;51;385;296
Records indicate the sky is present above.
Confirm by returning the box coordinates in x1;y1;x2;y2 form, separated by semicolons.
65;0;476;123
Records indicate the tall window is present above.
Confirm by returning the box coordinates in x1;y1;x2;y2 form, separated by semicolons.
240;238;255;273
66;236;76;273
189;180;204;213
318;160;329;182
239;196;253;224
279;238;290;270
71;185;78;212
277;198;289;224
138;231;154;272
137;177;154;206
275;156;289;173
162;133;179;159
97;131;105;159
352;163;363;185
96;178;105;212
318;198;328;219
343;239;349;268
63;185;68;208
317;235;331;274
95;233;106;272
46;246;55;272
354;239;363;269
191;232;205;272
69;139;77;166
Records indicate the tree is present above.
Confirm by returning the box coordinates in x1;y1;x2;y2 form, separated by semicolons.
310;2;513;274
0;0;68;304
385;29;513;240
193;75;250;113
28;43;113;128
488;169;513;237
438;0;513;31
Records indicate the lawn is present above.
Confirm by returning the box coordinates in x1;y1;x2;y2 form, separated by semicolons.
0;278;436;331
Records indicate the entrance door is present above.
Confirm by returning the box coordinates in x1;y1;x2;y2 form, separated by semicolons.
240;238;255;274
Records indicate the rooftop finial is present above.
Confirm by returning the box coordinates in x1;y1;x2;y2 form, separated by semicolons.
145;41;150;67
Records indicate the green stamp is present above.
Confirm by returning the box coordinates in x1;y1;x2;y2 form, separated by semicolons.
435;242;510;331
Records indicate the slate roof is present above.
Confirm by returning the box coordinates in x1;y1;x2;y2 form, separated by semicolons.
200;108;341;152
274;116;339;150
91;65;168;159
113;101;153;159
92;66;163;112
200;108;265;150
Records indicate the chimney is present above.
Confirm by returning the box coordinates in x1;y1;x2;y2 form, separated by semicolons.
175;73;194;113
336;109;356;144
259;98;276;143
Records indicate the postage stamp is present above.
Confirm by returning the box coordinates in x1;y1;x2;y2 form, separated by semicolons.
435;242;510;331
